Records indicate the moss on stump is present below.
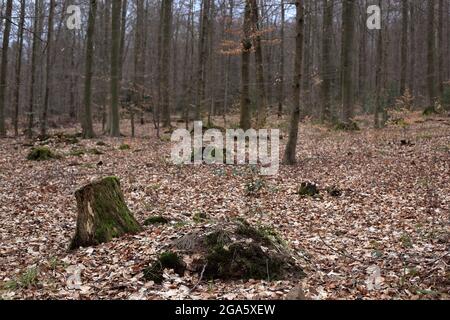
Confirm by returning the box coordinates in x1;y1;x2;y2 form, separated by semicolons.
70;176;142;250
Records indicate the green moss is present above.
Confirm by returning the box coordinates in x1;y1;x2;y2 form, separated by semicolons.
119;144;131;150
193;211;208;223
27;147;59;161
83;177;141;246
334;121;360;131
69;149;85;157
144;216;169;226
423;106;438;116
297;182;320;197
143;252;186;284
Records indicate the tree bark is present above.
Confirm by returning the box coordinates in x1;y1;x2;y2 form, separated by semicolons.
283;0;304;165
427;0;436;107
13;0;26;137
40;0;55;137
321;0;333;123
70;177;142;250
239;0;253;131
82;0;97;139
0;0;12;137
110;0;122;136
340;0;355;124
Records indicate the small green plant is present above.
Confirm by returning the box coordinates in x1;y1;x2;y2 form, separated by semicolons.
193;210;208;223
119;144;131;150
143;252;186;284
400;234;413;248
144;216;169;226
245;178;265;196
3;267;39;290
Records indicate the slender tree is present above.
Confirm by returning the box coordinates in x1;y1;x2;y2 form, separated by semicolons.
250;0;267;128
374;0;383;128
110;0;122;136
40;0;56;136
283;0;304;165
277;0;285;119
13;0;26;136
427;0;436;107
400;0;408;95
82;0;98;138
321;0;334;123
0;0;12;137
239;0;252;131
340;0;355;124
161;0;173;127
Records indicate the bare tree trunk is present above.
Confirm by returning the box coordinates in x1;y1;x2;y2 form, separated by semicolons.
374;0;383;129
277;0;285;118
400;0;408;95
408;1;415;97
195;0;211;121
250;0;267;128
437;0;444;100
283;0;304;165
161;0;173;128
321;0;333;123
110;0;122;136
133;0;145;134
40;0;55;137
0;0;12;137
340;0;355;124
28;0;41;139
239;0;252;131
13;0;26;136
82;0;97;139
427;0;436;107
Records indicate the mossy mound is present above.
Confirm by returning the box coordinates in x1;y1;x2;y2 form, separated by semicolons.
119;144;131;150
144;216;169;226
169;220;304;281
334;121;360;131
27;147;59;161
423;106;439;116
143;251;186;284
38;132;81;145
326;186;342;197
297;182;319;197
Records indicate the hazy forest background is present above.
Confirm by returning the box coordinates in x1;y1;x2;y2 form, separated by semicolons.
0;0;449;300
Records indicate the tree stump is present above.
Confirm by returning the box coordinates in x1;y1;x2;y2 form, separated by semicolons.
70;176;142;249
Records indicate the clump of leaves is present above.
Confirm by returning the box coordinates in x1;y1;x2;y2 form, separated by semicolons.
96;141;107;146
297;182;320;197
27;147;59;161
143;252;186;284
144;216;169;226
119;144;131;150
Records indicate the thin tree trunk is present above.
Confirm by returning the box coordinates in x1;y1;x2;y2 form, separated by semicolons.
0;0;12;137
400;0;408;95
239;0;252;131
437;0;444;100
374;0;383;129
40;0;55;137
277;0;285;118
110;0;122;136
283;0;303;165
161;0;173;128
321;0;333;123
250;0;267;128
28;0;41;139
82;0;97;139
340;0;355;124
13;0;26;136
427;0;436;107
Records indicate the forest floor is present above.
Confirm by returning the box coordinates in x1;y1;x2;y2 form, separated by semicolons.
0;112;449;300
